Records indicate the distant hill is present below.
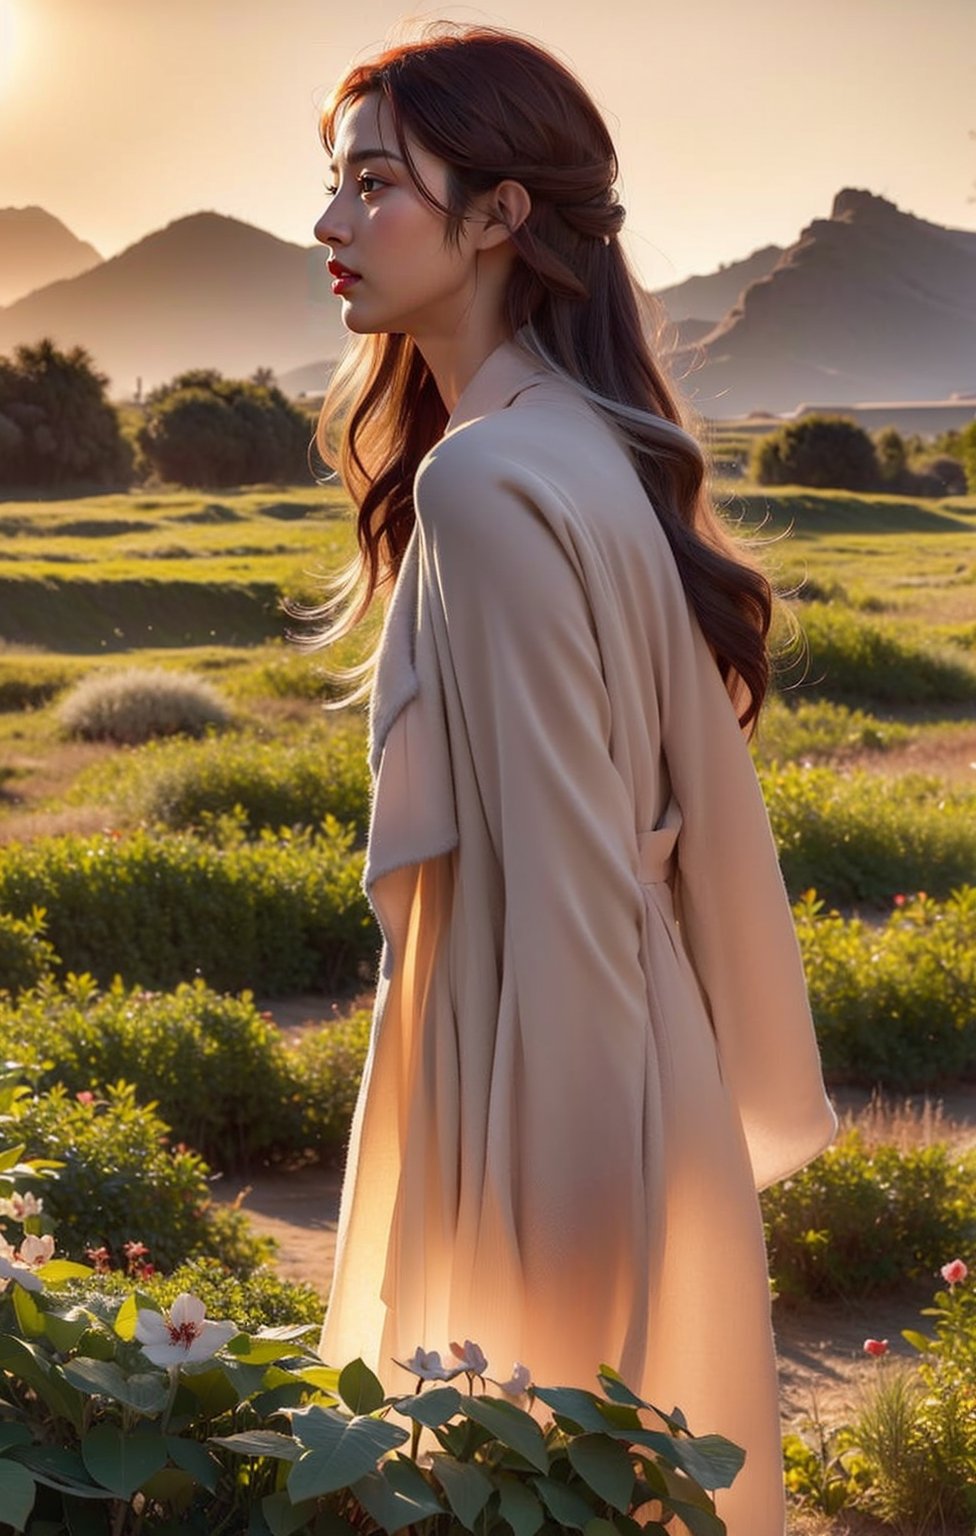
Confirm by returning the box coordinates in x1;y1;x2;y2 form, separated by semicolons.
653;244;783;323
0;212;348;395
671;190;976;418
0;207;102;307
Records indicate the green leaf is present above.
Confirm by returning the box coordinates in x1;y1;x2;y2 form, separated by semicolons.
11;1444;106;1498
665;1499;725;1536
140;1466;195;1511
113;1295;139;1341
37;1260;92;1284
81;1424;168;1498
261;1489;319;1536
627;1431;744;1492
583;1521;618;1536
567;1435;636;1512
352;1460;446;1533
286;1410;408;1500
0;1143;26;1172
62;1358;169;1416
902;1329;933;1352
12;1285;45;1339
182;1364;239;1417
597;1369;687;1435
532;1387;639;1435
0;1458;35;1532
0;1335;83;1429
496;1474;545;1536
292;1364;341;1394
338;1357;385;1414
166;1435;221;1491
0;1424;32;1452
226;1334;299;1366
429;1453;493;1529
43;1307;91;1354
210;1430;302;1462
532;1475;598;1529
391;1386;461;1428
460;1394;549;1472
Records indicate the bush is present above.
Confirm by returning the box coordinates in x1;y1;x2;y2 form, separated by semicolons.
14;1081;270;1274
763;764;976;904
911;454;969;497
785;601;976;705
139;369;313;488
0;976;299;1168
0;655;75;711
0;909;57;996
795;889;976;1088
0;819;375;994
962;420;976;493
75;1254;325;1331
752;416;879;491
753;697;909;766
291;1010;371;1155
57;665;233;744
74;726;370;840
761;1128;976;1301
0;338;133;490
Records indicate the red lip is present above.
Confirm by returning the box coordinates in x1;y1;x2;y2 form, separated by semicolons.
328;259;361;279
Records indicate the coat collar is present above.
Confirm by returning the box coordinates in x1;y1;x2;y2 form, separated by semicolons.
445;335;552;435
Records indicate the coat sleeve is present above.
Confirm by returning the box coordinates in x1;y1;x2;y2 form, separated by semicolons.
414;432;659;1333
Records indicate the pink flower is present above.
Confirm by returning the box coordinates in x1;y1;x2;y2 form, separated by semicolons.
863;1338;889;1358
893;894;906;908
941;1259;968;1287
0;1233;55;1293
75;1091;95;1106
450;1339;488;1376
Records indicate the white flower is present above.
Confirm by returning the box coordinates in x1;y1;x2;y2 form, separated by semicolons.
493;1362;532;1397
134;1292;237;1367
0;1192;43;1221
450;1338;488;1375
393;1347;463;1382
0;1233;54;1293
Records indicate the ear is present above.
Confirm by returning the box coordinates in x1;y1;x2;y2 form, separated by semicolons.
472;179;531;249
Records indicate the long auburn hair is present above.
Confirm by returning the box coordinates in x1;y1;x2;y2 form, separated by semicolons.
307;25;772;731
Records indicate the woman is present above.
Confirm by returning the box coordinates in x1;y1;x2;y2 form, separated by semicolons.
310;27;836;1534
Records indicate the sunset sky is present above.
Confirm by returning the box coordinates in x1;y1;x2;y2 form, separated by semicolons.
1;0;973;289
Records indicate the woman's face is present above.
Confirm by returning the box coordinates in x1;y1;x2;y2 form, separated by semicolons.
314;93;481;340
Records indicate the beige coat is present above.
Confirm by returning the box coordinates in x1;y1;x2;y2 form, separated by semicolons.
319;339;836;1535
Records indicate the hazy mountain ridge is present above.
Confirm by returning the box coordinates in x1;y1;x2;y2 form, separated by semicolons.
0;212;347;395
1;194;974;415
672;189;976;417
0;206;103;307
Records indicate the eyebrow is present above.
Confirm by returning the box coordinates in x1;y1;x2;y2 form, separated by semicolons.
328;148;406;173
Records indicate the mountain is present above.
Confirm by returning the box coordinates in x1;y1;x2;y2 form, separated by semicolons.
670;190;976;418
0;207;102;306
653;244;783;323
0;212;348;395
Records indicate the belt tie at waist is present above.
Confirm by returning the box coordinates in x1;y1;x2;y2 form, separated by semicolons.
636;803;682;887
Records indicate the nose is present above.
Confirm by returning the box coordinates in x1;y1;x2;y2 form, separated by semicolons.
314;203;349;248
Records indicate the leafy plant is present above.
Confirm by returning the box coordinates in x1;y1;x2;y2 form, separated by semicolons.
0;909;58;997
782;601;976;705
761;1128;976;1302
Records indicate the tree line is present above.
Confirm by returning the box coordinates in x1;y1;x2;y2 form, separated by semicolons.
0;338;973;495
0;340;315;492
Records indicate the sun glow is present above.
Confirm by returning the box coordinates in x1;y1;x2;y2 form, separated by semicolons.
0;0;21;96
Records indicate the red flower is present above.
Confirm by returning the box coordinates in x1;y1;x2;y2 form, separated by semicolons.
75;1091;95;1105
863;1338;889;1358
85;1245;112;1273
893;894;906;907
941;1259;968;1287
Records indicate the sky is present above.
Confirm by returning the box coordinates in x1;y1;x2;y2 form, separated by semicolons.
1;0;974;290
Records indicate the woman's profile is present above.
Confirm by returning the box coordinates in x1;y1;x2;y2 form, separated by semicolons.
308;26;836;1534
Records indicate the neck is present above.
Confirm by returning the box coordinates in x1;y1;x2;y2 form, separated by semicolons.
415;316;514;415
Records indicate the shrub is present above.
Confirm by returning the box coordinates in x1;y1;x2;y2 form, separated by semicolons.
795;889;976;1088
57;665;233;744
0;338;133;490
784;601;976;705
911;453;968;497
13;1081;270;1274
751;416;879;491
753;697;909;766
0;908;57;996
762;764;976;904
761;1128;976;1301
291;1010;371;1155
139;369;313;487
0;976;300;1168
0;656;75;711
962;420;976;493
0;819;375;994
73;1254;325;1331
74;725;370;841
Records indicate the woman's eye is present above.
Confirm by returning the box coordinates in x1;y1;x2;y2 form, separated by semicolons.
358;174;384;196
